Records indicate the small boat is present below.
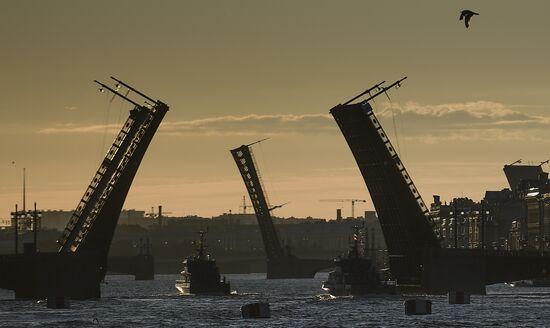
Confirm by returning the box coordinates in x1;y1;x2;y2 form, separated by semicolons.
175;229;230;295
322;227;397;296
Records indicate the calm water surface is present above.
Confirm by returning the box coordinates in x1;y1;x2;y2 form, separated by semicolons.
0;273;549;327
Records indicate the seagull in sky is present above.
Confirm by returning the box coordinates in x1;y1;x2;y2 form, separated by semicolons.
460;10;479;28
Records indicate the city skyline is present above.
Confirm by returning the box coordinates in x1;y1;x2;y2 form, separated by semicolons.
1;1;549;220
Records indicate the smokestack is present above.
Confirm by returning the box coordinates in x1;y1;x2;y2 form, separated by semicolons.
336;208;342;220
158;205;163;227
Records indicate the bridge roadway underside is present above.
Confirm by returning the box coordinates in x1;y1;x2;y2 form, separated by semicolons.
0;252;103;299
421;248;550;294
266;256;334;279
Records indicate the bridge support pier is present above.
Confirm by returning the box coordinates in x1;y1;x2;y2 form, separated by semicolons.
421;248;486;295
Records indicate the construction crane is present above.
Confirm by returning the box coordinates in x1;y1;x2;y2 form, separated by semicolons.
239;195;251;214
145;206;172;226
319;199;367;218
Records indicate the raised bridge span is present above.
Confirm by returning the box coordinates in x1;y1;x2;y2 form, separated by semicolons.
330;79;550;293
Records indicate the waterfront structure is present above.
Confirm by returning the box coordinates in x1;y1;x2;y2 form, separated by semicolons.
331;77;440;287
0;77;167;299
430;163;550;252
230;141;333;278
331;79;550;294
524;187;550;252
39;209;149;231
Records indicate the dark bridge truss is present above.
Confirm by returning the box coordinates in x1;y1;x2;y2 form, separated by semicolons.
331;100;440;285
230;144;284;261
330;82;550;292
231;144;333;278
58;78;168;265
0;78;168;299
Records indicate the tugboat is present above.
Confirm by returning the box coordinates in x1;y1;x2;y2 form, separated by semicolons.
322;227;396;296
175;229;230;295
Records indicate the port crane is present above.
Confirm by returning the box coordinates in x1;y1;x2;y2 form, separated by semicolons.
239;196;251;214
319;199;367;218
146;206;172;226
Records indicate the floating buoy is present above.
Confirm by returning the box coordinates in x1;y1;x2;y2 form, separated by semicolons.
404;299;431;315
47;296;70;309
241;302;270;318
448;291;471;304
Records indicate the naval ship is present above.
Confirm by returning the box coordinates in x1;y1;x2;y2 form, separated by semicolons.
322;227;396;296
175;229;230;295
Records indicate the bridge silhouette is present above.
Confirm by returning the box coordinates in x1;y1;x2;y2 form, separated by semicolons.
330;79;550;294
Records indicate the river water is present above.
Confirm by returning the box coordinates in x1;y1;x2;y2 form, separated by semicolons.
0;273;549;327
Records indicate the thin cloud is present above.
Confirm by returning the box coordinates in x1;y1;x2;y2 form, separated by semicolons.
376;101;549;129
375;101;550;144
160;114;335;136
37;101;550;143
38;114;336;136
38;123;120;134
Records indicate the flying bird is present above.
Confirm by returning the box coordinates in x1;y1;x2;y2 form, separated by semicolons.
459;10;479;28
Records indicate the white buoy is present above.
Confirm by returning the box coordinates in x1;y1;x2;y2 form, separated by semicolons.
404;299;431;315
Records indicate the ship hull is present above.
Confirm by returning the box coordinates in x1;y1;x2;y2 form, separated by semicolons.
175;281;230;296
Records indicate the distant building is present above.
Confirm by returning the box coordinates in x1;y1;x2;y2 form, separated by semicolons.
211;213;258;225
0;218;11;230
431;163;550;251
40;209;149;231
118;209;150;226
503;164;544;193
524;187;550;251
40;210;71;231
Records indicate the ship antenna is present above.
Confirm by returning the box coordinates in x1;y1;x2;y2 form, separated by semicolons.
198;228;209;258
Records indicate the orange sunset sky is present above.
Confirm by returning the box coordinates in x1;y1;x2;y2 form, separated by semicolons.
1;1;549;220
